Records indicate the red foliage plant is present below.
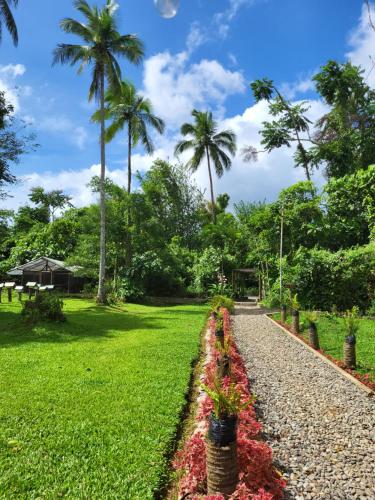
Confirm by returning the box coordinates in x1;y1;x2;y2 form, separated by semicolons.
174;308;286;499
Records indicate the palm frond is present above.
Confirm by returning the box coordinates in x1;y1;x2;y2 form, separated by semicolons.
180;122;196;136
0;0;18;46
187;145;205;172
175;139;195;156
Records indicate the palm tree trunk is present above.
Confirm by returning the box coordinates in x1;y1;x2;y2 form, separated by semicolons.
127;123;132;195
97;70;106;304
206;147;216;224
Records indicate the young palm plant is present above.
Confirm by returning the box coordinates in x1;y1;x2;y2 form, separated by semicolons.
93;80;165;194
175;110;237;224
0;0;19;46
53;0;144;304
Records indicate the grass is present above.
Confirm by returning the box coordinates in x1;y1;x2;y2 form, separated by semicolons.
273;311;375;381
0;298;208;499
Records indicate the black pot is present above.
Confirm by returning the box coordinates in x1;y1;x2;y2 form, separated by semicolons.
345;334;356;346
215;328;224;338
281;304;287;323
208;412;237;446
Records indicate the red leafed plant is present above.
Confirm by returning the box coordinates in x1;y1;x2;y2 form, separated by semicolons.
174;308;286;499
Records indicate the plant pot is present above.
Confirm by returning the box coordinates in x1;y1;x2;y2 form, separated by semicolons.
309;322;320;350
344;335;356;368
216;354;231;379
208;412;237;446
207;413;238;496
281;304;287;323
292;309;300;334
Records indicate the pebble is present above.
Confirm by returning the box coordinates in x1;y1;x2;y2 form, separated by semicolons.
233;303;375;500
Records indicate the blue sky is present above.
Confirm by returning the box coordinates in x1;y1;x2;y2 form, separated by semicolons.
1;0;374;209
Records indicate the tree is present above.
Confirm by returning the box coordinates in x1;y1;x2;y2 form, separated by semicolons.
312;61;375;178
245;78;315;181
175;110;237;224
0;0;19;46
0;91;37;197
29;187;73;222
94;81;165;194
53;0;144;304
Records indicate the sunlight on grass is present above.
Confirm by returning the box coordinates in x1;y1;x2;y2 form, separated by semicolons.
0;298;208;498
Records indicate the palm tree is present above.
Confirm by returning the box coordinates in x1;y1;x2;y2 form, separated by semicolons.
94;80;165;194
175;110;237;223
53;0;144;304
0;0;19;46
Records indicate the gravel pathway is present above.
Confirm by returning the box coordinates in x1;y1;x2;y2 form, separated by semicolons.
233;302;375;500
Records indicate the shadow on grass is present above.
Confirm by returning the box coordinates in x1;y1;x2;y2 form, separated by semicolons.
0;301;208;348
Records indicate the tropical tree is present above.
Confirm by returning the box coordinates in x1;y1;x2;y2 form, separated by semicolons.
175;110;237;223
0;0;19;46
94;81;165;194
245;78;315;181
29;187;73;222
53;0;144;303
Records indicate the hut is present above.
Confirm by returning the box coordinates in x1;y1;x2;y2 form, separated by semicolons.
7;257;84;293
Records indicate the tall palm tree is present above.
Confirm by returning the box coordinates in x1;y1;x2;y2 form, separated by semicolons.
53;0;144;304
94;80;165;194
0;0;19;46
175;110;237;223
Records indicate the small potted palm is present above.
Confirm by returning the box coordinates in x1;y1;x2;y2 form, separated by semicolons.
305;311;320;350
216;337;231;379
291;293;300;334
203;380;254;496
343;306;360;369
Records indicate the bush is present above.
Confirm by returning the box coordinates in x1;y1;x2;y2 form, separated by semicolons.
21;293;65;324
284;243;375;311
210;295;235;314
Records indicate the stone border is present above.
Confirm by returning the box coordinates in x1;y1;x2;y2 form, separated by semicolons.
266;314;374;397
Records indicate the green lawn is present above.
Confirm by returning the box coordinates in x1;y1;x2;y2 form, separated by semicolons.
273;311;375;381
0;298;208;499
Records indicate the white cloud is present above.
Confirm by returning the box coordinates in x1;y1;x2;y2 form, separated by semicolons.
0;64;26;78
186;21;207;55
0;63;28;112
37;116;89;150
347;2;375;86
214;0;261;39
143;51;246;128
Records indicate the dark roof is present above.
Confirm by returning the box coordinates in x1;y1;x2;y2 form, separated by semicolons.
8;257;79;276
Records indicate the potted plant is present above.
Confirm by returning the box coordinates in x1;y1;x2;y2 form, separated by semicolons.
202;380;254;496
343;306;360;369
216;337;232;379
305;311;320;350
290;293;300;334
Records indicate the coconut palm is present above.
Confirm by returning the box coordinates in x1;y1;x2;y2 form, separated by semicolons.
175;110;237;223
94;80;165;194
0;0;19;46
53;0;144;304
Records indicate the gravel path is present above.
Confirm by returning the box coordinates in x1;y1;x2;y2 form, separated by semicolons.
233;303;375;500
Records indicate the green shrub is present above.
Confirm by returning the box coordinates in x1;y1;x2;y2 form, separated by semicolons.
21;293;65;324
285;243;375;311
210;295;235;314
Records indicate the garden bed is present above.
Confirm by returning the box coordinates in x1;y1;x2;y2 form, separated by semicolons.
173;308;286;499
270;311;375;392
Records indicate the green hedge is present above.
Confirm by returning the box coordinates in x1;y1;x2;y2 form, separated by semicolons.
285;243;375;311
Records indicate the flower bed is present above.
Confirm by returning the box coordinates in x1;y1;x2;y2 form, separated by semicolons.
174;309;286;499
273;317;375;392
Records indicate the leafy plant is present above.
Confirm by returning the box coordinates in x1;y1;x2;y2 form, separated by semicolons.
304;310;318;325
344;306;360;337
210;295;234;314
202;379;254;419
290;292;300;311
21;293;65;324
